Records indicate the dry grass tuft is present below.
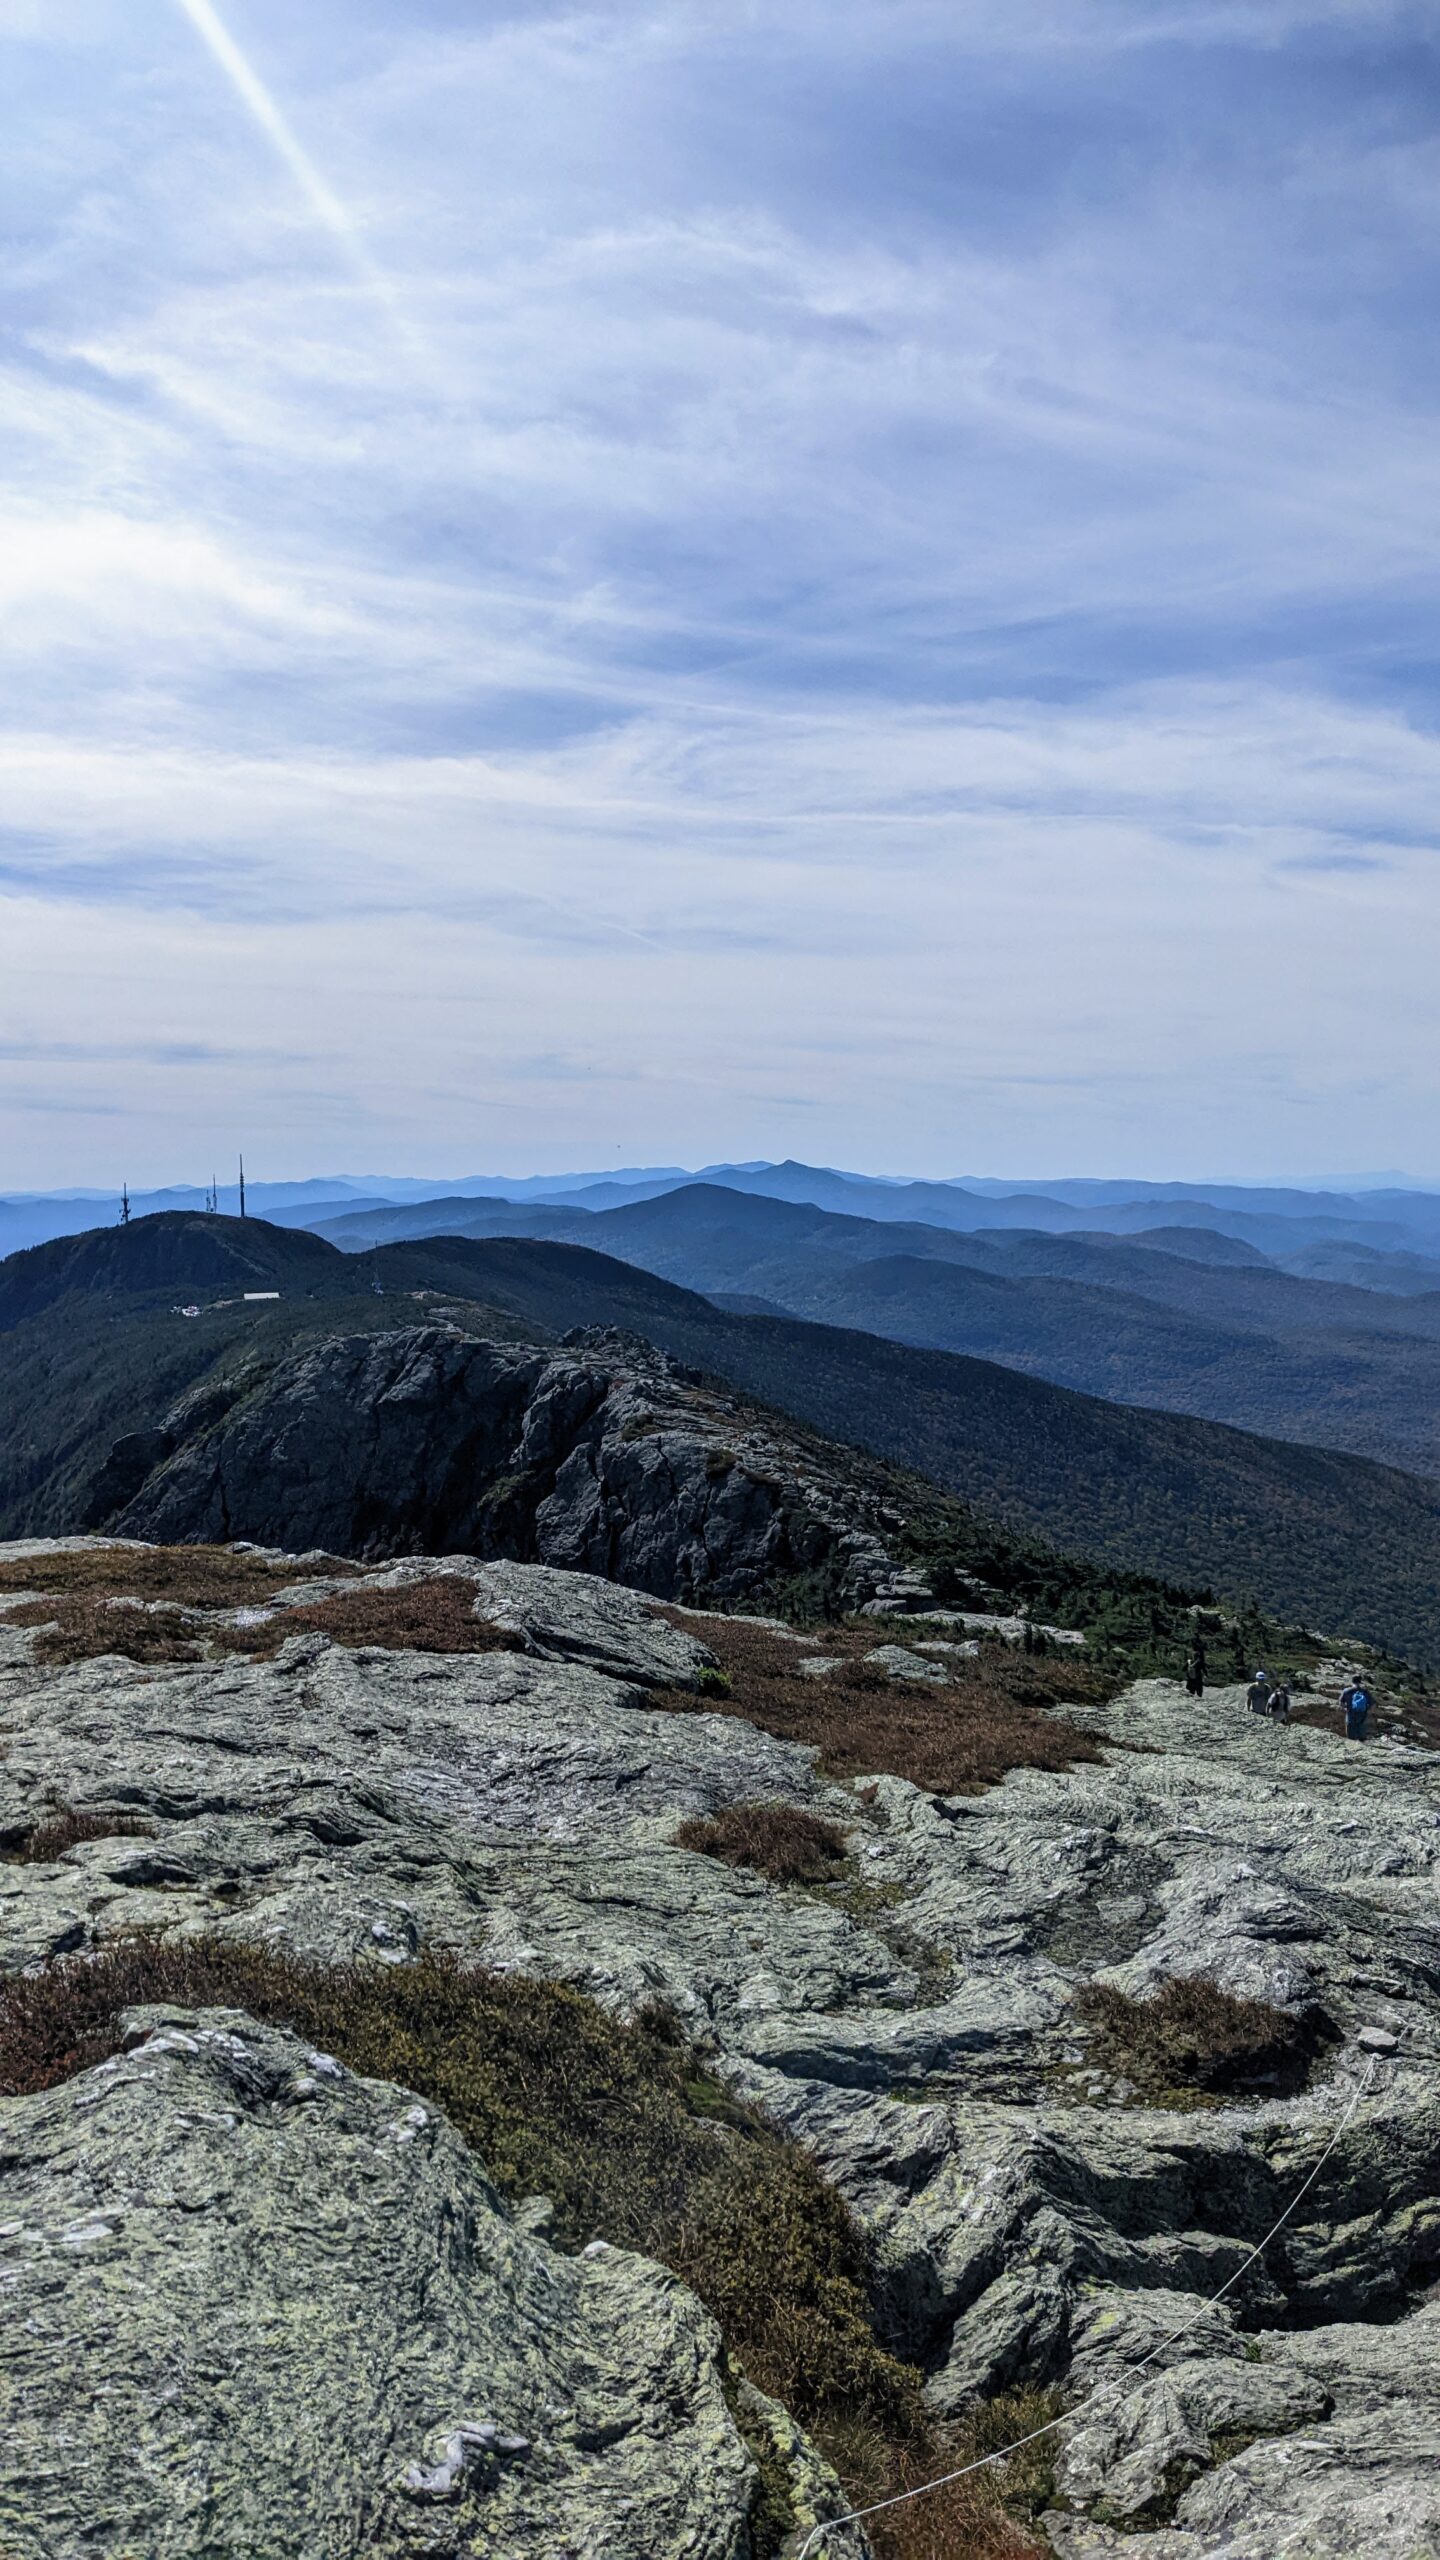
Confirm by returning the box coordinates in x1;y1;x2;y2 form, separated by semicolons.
868;2388;1062;2560
3;1806;156;1865
7;1594;209;1665
5;1572;527;1667
657;1611;1109;1796
0;1544;350;1607
1076;1975;1313;2100
674;1800;849;1883
222;1577;529;1660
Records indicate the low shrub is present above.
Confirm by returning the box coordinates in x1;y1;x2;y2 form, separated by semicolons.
674;1801;849;1883
0;1940;921;2465
657;1612;1108;1795
7;1575;528;1666
0;1937;1060;2555
8;1595;207;1665
871;2388;1062;2560
1075;1975;1312;2099
0;1544;348;1608
222;1577;529;1659
3;1807;156;1865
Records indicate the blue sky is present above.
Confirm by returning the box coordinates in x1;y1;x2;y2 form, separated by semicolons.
2;0;1439;1186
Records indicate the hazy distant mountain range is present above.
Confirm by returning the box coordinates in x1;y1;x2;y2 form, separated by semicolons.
4;1208;1440;1662
11;1160;1440;1487
10;1158;1440;1264
200;1164;1440;1485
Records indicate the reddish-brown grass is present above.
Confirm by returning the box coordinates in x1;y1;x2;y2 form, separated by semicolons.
868;2397;1059;2560
658;1611;1109;1795
0;1544;351;1606
221;1577;529;1659
5;1573;528;1666
674;1800;849;1882
7;1594;209;1665
2;1806;156;1865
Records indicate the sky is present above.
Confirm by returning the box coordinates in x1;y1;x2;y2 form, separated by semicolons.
3;0;1440;1188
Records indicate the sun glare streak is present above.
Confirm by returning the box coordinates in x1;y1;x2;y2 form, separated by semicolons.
170;0;418;346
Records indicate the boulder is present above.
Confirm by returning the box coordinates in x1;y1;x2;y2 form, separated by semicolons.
0;2005;850;2559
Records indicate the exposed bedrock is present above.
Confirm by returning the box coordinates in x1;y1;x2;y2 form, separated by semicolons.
3;1552;1440;2555
99;1326;931;1611
1;2004;846;2560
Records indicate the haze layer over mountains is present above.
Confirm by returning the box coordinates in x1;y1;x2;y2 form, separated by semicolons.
7;1161;1440;1662
12;1163;1440;1488
137;1157;1440;1488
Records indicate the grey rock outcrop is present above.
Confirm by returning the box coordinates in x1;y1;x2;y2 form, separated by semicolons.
1;2003;834;2559
1045;2298;1440;2557
4;1548;1440;2557
101;1327;938;1614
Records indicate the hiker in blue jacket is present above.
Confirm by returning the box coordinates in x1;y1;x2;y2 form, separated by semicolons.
1340;1679;1373;1741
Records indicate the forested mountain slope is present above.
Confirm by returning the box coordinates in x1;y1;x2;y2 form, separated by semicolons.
5;1215;1439;1660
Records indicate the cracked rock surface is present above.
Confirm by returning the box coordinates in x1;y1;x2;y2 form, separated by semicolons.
3;1549;1440;2557
0;2003;825;2560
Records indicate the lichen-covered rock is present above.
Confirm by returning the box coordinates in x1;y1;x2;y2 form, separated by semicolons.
1053;2341;1329;2522
5;1555;1440;2558
1043;2301;1440;2556
0;2006;822;2560
0;1570;917;2030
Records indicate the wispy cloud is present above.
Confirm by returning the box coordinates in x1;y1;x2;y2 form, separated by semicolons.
166;0;429;366
1;0;1438;1181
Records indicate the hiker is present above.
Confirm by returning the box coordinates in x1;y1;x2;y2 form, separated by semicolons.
1185;1639;1206;1699
1341;1679;1373;1741
1268;1677;1292;1724
1245;1667;1272;1715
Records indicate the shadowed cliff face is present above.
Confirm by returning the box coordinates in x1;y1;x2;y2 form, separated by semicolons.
10;1210;1440;1662
104;1325;910;1611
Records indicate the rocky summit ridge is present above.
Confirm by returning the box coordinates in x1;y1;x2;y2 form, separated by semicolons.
1;1540;1437;2558
94;1325;965;1615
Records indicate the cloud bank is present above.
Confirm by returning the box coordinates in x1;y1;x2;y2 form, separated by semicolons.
2;0;1437;1181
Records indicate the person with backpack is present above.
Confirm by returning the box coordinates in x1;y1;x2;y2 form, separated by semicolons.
1341;1679;1373;1741
1246;1668;1272;1715
1268;1676;1292;1724
1185;1638;1206;1699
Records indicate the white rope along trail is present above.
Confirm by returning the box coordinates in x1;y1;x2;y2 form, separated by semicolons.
797;2054;1380;2558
